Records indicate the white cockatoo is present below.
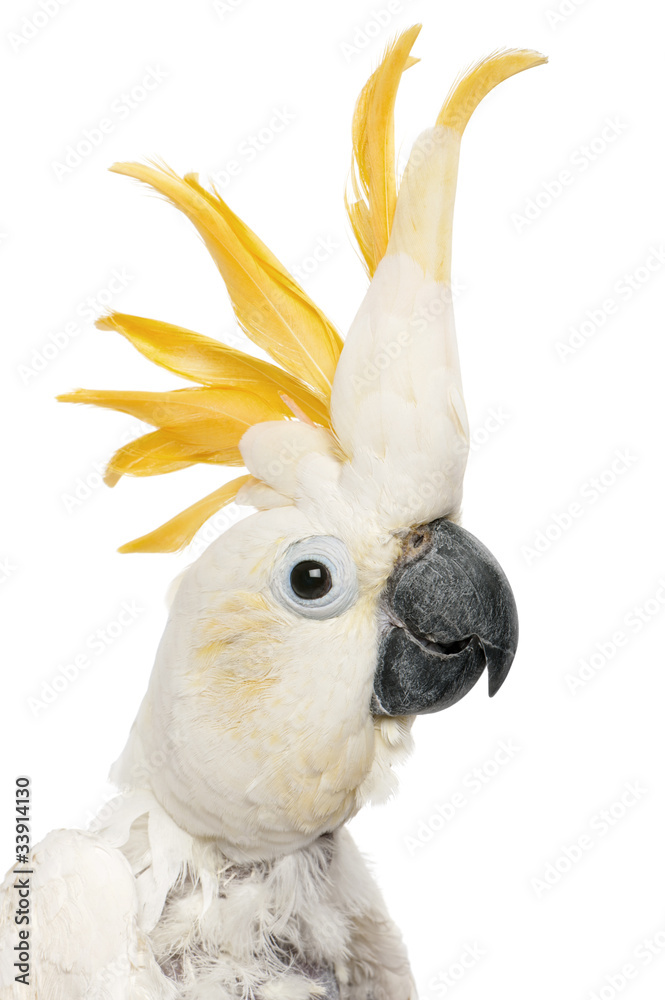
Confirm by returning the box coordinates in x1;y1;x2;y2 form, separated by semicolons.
1;27;545;1000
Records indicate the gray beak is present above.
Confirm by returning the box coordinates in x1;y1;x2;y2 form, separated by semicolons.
371;518;518;716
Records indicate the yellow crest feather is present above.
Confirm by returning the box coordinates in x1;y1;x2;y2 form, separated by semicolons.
118;475;251;554
58;30;546;553
109;162;343;397
57;155;346;553
437;48;547;133
103;430;222;488
346;24;421;277
97;313;331;426
58;387;287;457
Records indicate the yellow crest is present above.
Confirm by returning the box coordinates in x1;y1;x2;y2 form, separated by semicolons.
59;28;545;553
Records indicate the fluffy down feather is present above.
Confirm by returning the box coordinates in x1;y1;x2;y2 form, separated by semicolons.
0;793;414;1000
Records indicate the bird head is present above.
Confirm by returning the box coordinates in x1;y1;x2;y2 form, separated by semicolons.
59;29;545;859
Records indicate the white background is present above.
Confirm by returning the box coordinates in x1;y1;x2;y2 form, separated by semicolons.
2;0;664;998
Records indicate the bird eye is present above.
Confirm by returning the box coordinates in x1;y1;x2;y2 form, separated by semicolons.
290;561;332;600
271;536;358;620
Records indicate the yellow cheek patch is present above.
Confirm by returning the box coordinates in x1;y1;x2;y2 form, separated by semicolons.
201;670;278;701
195;592;286;653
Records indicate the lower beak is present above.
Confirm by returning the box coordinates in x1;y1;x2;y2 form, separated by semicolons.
371;518;518;716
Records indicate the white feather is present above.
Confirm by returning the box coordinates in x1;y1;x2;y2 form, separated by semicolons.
0;829;172;1000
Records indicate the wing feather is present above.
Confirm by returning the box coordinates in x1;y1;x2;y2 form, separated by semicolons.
0;830;173;999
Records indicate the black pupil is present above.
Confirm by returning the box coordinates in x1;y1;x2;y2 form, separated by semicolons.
290;561;332;600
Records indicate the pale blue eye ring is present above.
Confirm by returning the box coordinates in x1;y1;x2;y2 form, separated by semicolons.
271;536;358;620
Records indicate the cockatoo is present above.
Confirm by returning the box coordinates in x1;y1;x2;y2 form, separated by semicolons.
1;27;545;1000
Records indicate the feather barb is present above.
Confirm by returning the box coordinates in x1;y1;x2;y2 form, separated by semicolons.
436;48;547;134
346;25;421;276
103;430;218;487
57;387;288;461
109;162;343;397
118;475;251;554
97;312;331;426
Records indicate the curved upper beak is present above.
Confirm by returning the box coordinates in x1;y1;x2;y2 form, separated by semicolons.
371;518;518;716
